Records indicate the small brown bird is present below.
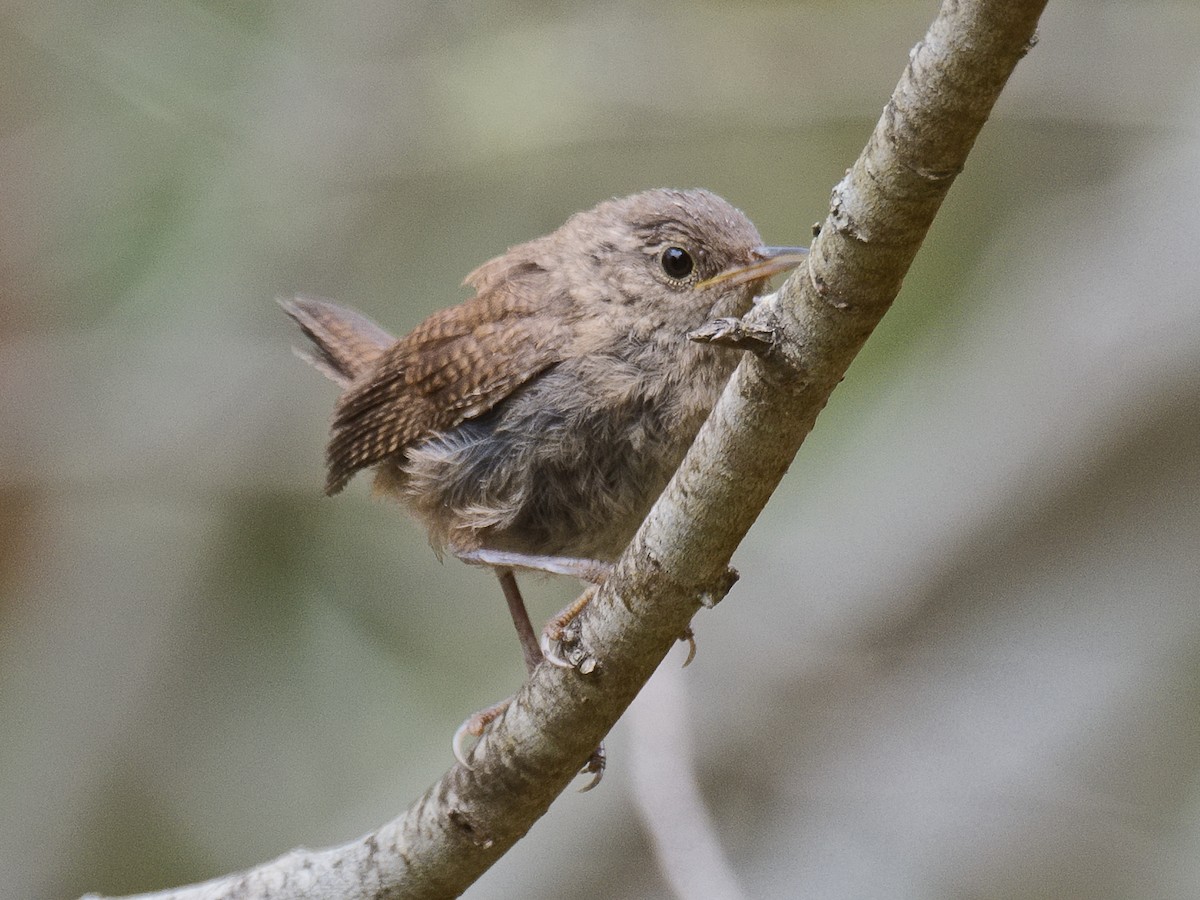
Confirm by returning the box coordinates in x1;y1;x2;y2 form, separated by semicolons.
282;188;804;779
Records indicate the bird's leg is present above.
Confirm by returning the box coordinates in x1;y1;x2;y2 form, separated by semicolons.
538;582;607;788
457;546;612;671
450;561;607;788
456;547;613;584
452;567;538;766
497;566;544;675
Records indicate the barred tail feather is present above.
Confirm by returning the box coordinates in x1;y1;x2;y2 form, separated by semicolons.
279;295;393;388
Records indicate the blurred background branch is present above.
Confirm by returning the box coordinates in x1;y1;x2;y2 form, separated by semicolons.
3;2;1200;898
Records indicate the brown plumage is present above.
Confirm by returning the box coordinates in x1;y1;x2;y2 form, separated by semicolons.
282;188;805;699
280;297;392;387
283;188;805;779
323;263;574;497
283;188;805;565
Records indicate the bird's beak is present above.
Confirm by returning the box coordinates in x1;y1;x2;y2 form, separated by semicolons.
697;245;809;289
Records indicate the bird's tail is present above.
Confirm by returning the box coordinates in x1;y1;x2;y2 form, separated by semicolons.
278;296;393;387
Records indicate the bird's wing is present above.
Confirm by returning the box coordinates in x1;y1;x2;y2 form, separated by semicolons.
324;261;570;494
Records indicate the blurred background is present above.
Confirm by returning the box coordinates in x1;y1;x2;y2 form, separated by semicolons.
3;1;1199;898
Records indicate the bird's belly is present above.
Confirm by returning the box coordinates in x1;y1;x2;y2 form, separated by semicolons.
395;362;726;561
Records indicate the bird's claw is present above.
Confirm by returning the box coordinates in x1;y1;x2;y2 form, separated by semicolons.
577;743;606;792
452;699;510;768
541;588;601;674
540;619;598;674
452;719;480;768
679;626;697;667
539;622;575;669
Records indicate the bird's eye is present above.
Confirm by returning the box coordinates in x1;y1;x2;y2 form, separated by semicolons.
660;246;695;280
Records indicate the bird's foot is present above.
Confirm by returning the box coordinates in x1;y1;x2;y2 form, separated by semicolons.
541;586;600;672
578;743;606;792
452;696;607;791
678;625;698;667
452;697;511;768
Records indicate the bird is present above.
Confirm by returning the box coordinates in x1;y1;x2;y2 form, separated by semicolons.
281;187;805;785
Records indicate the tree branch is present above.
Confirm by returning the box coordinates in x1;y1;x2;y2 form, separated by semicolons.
83;1;1048;897
627;662;748;900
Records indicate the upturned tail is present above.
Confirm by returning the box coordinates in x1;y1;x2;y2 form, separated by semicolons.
279;296;393;387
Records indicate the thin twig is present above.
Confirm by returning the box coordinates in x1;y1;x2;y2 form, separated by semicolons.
627;661;748;900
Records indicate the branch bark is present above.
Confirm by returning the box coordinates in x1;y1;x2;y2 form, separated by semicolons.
84;1;1048;897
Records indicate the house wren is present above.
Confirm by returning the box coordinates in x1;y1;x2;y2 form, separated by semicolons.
282;188;804;774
